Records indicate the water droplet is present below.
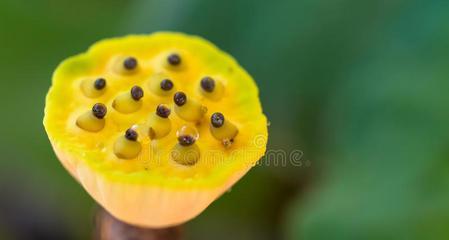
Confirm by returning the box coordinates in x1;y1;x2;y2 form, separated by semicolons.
176;125;199;140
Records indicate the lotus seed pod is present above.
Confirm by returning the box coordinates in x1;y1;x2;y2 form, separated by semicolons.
80;77;107;98
148;104;172;139
43;33;268;228
173;91;207;122
209;112;239;147
112;86;144;113
76;103;107;132
113;128;142;159
200;76;225;101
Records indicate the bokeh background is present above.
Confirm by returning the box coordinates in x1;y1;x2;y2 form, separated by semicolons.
1;0;449;239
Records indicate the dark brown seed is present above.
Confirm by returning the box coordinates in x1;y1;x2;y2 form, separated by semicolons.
167;54;181;66
94;78;106;90
123;57;138;70
130;86;144;100
125;128;138;141
200;77;215;92
92;103;107;119
173;92;187;106
211;112;225;128
178;135;195;146
156;104;171;118
160;79;174;91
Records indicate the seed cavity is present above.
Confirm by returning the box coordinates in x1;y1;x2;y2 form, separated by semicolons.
201;77;215;92
114;128;142;159
174;92;187;106
131;86;144;101
160;79;174;91
125;128;138;141
92;103;107;119
173;92;207;122
81;78;106;98
148;105;172;139
199;77;224;101
94;78;106;90
211;112;224;128
167;53;181;66
123;57;138;70
113;87;143;113
209;113;238;147
171;126;200;165
156;104;171;118
76;103;106;132
149;74;175;96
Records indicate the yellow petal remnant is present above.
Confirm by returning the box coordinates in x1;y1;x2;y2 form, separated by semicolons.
43;32;268;228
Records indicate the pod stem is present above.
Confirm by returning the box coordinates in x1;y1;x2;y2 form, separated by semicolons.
95;208;183;240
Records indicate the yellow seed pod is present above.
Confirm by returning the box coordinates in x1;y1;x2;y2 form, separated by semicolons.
43;33;268;228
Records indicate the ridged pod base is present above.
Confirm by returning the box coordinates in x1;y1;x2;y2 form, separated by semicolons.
53;142;251;228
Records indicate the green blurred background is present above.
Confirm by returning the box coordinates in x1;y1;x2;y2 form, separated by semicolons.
1;0;449;239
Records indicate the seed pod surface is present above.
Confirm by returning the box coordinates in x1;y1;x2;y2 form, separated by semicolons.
43;33;268;228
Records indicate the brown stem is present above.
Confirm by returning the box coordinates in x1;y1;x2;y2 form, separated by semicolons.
95;208;183;240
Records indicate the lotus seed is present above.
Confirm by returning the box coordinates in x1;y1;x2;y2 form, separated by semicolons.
174;92;187;106
123;57;138;70
94;78;106;90
92;103;107;119
160;79;174;91
156;104;171;118
125;128;138;141
167;54;181;66
131;86;144;101
211;112;224;128
201;77;215;92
